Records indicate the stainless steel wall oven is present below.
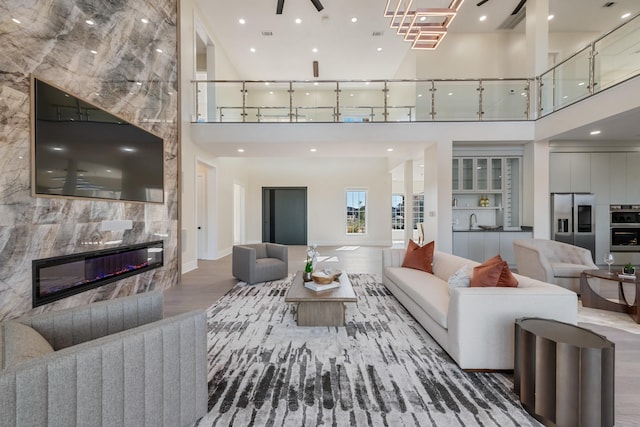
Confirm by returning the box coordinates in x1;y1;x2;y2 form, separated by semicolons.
610;205;640;251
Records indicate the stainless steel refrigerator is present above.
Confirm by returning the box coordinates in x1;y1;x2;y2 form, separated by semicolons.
551;193;596;260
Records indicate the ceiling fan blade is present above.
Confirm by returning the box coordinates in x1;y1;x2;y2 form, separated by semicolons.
276;0;284;14
476;0;489;6
309;0;324;12
512;0;526;15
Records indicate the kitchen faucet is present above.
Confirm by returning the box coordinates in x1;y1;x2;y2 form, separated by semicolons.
469;213;478;229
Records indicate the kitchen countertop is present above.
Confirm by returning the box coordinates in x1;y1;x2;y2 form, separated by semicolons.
452;226;533;233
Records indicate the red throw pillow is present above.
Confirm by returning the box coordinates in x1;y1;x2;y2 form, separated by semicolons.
470;255;518;287
401;240;434;273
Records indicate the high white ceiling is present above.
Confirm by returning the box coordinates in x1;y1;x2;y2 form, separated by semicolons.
196;0;638;80
192;0;640;162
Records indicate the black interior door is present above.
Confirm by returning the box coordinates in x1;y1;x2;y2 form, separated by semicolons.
262;187;307;245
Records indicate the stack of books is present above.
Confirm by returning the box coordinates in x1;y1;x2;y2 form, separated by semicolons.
304;281;339;292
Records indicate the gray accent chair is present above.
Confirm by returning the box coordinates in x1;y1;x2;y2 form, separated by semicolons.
0;291;208;427
232;243;288;284
513;238;598;294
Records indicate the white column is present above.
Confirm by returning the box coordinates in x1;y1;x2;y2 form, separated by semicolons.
525;0;549;117
423;140;453;252
525;0;549;75
206;44;217;121
531;140;550;238
404;160;414;245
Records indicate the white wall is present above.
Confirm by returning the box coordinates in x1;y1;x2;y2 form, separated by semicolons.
243;157;392;246
180;0;245;272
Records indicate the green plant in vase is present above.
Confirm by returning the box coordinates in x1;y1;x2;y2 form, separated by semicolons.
303;244;318;281
623;262;636;275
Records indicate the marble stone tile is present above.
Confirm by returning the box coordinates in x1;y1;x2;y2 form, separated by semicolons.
0;0;178;320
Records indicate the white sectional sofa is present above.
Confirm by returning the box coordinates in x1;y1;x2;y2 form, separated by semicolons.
382;248;578;370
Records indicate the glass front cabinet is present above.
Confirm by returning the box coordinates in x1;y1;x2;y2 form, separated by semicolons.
452;157;503;192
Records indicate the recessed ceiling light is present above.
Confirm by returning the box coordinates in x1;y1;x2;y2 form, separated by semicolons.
621;12;631;19
269;91;274;95
141;18;149;24
305;92;310;95
387;148;394;152
365;82;370;86
52;147;63;151
479;15;487;22
448;92;453;96
548;14;554;20
351;17;358;23
349;93;354;97
377;47;383;52
578;82;585;86
237;148;245;153
418;94;423;97
106;169;112;173
310;148;317;152
239;18;246;24
590;130;601;135
11;18;21;24
122;147;136;152
90;50;97;54
420;165;424;168
420;16;427;22
314;82;319;86
563;95;569;99
295;18;302;24
85;19;95;25
312;47;318;53
156;48;163;53
250;47;256;53
265;82;270;86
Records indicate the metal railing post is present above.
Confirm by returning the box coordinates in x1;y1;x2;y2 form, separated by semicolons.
477;80;484;121
335;82;341;122
383;81;389;122
241;81;247;123
429;81;436;121
288;81;294;122
589;41;598;95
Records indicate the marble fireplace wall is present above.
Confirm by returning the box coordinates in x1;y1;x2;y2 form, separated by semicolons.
0;0;179;320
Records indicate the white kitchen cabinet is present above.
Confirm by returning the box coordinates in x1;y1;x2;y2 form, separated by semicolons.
453;157;504;193
626;152;640;202
571;153;591;192
549;152;591;193
549;153;572;193
609;153;627;204
590;153;610;205
453;231;533;267
452;232;469;259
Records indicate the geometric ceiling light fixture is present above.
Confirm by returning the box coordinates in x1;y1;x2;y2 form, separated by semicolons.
384;0;465;49
277;0;324;14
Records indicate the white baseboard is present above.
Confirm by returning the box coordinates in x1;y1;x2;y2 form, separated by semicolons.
182;260;198;274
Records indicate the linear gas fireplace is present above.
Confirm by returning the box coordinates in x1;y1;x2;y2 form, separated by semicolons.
32;240;164;307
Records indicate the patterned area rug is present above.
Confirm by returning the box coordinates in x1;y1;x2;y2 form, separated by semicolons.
196;274;540;427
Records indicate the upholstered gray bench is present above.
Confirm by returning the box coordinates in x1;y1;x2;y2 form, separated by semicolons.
0;291;207;427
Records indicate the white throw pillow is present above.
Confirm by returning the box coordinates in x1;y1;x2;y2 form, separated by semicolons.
448;265;472;293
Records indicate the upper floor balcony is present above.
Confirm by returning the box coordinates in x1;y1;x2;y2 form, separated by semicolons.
191;12;640;125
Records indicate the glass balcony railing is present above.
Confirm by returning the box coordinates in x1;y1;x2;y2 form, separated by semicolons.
193;79;532;123
539;12;640;116
192;13;640;123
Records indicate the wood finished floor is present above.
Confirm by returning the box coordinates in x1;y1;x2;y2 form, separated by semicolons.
164;245;640;426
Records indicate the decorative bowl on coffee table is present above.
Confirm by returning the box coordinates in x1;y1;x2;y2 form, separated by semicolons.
312;269;342;284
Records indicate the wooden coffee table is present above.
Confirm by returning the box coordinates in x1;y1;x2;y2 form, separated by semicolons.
285;271;357;326
580;269;639;323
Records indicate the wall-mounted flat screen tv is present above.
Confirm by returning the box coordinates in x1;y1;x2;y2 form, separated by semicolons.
32;77;164;203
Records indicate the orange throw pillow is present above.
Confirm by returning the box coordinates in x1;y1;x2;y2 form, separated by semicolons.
470;255;518;287
401;240;434;273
